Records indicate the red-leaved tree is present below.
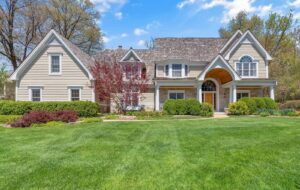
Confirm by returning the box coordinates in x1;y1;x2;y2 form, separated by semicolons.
91;59;149;113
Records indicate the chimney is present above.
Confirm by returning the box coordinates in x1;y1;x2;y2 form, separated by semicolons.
118;45;122;49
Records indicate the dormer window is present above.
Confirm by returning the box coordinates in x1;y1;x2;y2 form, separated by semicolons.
49;54;62;75
164;64;188;78
236;55;257;77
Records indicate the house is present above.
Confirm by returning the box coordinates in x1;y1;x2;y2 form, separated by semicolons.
10;29;277;112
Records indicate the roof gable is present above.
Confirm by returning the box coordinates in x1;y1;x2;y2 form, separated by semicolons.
10;30;94;80
224;30;272;61
120;49;143;62
219;30;243;54
198;55;241;81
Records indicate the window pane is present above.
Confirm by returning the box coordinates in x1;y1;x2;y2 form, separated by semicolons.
165;65;169;76
177;93;184;99
71;89;80;101
172;64;182;77
169;93;177;99
236;62;242;75
243;62;249;76
51;56;60;73
250;63;256;76
32;89;41;102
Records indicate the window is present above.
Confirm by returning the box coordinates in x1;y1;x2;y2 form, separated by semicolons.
165;65;169;76
30;88;42;102
168;90;185;99
172;64;182;77
49;54;61;74
236;56;257;77
124;64;140;79
202;80;216;91
237;91;250;100
70;88;81;101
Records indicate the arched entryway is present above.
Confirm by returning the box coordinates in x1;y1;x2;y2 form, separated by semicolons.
202;68;233;112
202;78;219;111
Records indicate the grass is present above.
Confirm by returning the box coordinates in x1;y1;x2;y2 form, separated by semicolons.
0;117;300;189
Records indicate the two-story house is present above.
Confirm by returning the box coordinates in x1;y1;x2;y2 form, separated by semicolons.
10;30;276;112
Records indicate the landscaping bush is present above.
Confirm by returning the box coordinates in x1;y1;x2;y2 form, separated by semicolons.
0;101;99;117
280;109;297;116
0;115;21;124
199;103;214;117
174;99;188;115
80;117;103;123
130;111;166;118
260;112;270;117
163;99;177;115
228;101;249;115
163;99;214;117
11;110;78;128
239;98;257;114
287;112;299;117
262;97;278;109
252;97;266;110
186;99;202;115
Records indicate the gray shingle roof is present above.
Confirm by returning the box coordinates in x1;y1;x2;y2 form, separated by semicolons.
58;33;95;69
95;38;228;65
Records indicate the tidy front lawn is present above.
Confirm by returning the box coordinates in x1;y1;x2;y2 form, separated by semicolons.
0;117;300;189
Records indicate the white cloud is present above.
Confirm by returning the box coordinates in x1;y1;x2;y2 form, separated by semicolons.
137;40;146;47
91;0;127;13
121;33;128;37
114;12;123;20
146;21;161;30
177;0;196;9
102;36;110;43
134;28;148;36
177;0;272;23
289;0;300;7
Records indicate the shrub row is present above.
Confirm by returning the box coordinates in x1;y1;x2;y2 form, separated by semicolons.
127;111;166;117
238;97;278;114
11;110;78;128
163;99;213;117
0;101;99;117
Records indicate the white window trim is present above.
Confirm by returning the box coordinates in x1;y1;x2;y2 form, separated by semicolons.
28;86;43;102
163;64;189;78
168;90;185;99
68;87;82;101
48;53;62;75
234;55;259;78
237;90;251;99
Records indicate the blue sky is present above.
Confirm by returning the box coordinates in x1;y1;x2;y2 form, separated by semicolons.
92;0;300;49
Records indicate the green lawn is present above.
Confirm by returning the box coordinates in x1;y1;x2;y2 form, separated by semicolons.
1;117;300;189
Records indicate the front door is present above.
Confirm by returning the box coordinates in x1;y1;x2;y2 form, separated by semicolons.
203;93;216;110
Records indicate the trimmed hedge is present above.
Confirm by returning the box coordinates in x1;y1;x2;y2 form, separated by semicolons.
0;101;99;117
163;99;213;117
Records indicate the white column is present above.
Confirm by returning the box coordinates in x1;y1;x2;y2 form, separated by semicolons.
155;85;160;111
232;84;237;102
229;86;232;103
197;82;203;103
270;86;275;100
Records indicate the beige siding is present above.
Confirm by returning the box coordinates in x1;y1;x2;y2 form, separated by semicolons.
157;65;165;77
228;43;267;78
18;45;93;101
189;65;205;77
140;89;155;111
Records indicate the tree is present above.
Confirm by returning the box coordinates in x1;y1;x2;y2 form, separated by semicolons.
0;0;47;71
0;64;8;96
47;0;103;55
91;59;149;113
